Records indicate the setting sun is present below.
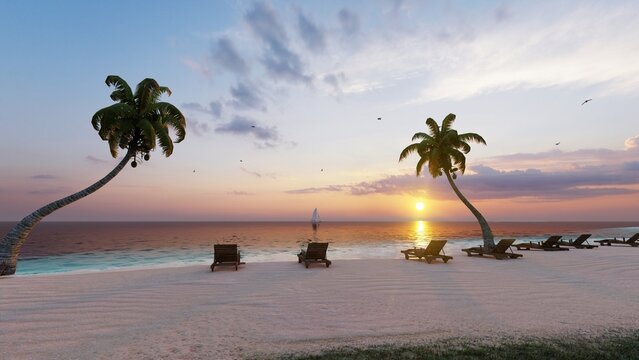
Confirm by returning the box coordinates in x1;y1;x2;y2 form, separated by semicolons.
415;202;425;211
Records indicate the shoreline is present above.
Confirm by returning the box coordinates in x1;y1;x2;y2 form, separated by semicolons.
2;248;638;359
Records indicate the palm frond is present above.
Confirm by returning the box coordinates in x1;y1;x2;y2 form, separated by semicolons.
449;149;467;174
107;135;120;158
153;122;174;156
442;129;459;144
427;158;440;178
441;113;456;132
91;103;135;131
458;141;471;154
411;132;427;141
153;102;186;142
458;132;486;145
105;75;134;104
138;119;157;151
135;78;161;113
399;143;420;162
425;118;440;138
415;157;427;176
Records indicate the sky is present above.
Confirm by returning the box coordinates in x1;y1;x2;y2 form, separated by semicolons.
1;0;638;222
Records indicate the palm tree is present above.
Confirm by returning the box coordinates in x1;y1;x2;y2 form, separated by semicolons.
399;113;495;249
0;76;186;276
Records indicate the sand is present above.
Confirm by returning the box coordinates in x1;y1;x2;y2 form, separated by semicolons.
1;246;638;359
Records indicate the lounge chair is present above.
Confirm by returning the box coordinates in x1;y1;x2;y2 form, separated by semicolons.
595;233;639;247
210;244;244;271
401;240;453;263
298;242;332;268
513;235;568;251
557;234;597;249
461;238;523;259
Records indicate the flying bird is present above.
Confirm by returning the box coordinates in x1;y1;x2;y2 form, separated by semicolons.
321;168;324;172
555;142;560;146
240;160;243;163
251;125;256;128
377;117;382;120
581;99;592;105
193;170;196;173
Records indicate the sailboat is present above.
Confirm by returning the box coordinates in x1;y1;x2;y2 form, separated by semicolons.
311;208;321;232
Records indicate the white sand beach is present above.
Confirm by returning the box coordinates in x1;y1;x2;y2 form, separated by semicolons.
1;247;638;359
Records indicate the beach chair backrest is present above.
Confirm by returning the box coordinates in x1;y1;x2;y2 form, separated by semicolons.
493;239;516;254
214;244;238;262
572;234;591;245
305;242;329;260
425;240;447;255
543;235;562;247
627;233;639;244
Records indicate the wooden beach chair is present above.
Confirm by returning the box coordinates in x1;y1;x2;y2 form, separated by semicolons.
513;235;568;251
210;244;244;271
461;238;523;260
595;233;639;247
557;234;597;249
298;242;332;268
401;240;453;263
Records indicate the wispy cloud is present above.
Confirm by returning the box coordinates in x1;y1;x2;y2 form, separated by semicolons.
182;101;223;119
245;1;311;84
229;82;267;111
28;186;73;195
215;115;279;144
211;37;249;76
180;57;211;77
625;134;639;150
227;190;254;196
296;11;326;53
86;155;109;164
338;8;360;35
286;185;347;194
287;143;639;201
31;174;56;180
240;167;262;178
188;119;211;136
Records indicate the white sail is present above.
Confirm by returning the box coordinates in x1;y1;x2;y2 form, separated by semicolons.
311;208;320;231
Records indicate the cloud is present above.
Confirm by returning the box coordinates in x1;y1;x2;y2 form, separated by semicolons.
211;37;249;75
244;2;311;84
28;186;73;195
86;155;109;164
31;174;56;180
188;119;211;136
297;11;326;53
623;161;639;171
240;167;262;178
493;4;511;22
286;142;639;201
323;72;346;93
624;134;639;150
214;115;279;142
229;82;266;111
344;163;639;200
338;8;360;35
286;185;347;194
180;57;211;77
227;190;254;196
182;101;223;118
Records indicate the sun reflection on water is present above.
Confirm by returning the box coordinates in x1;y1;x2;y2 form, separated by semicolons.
413;220;432;248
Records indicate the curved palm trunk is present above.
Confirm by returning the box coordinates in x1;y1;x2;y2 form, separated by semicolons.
445;172;495;249
0;151;134;276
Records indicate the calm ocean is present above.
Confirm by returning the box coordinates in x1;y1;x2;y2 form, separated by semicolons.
2;221;637;276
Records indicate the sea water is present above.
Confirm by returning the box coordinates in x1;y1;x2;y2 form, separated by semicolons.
2;221;637;275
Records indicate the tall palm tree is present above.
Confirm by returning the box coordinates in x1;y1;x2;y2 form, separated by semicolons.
399;113;495;249
0;76;186;276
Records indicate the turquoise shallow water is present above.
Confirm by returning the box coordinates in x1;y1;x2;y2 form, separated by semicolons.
2;221;637;275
